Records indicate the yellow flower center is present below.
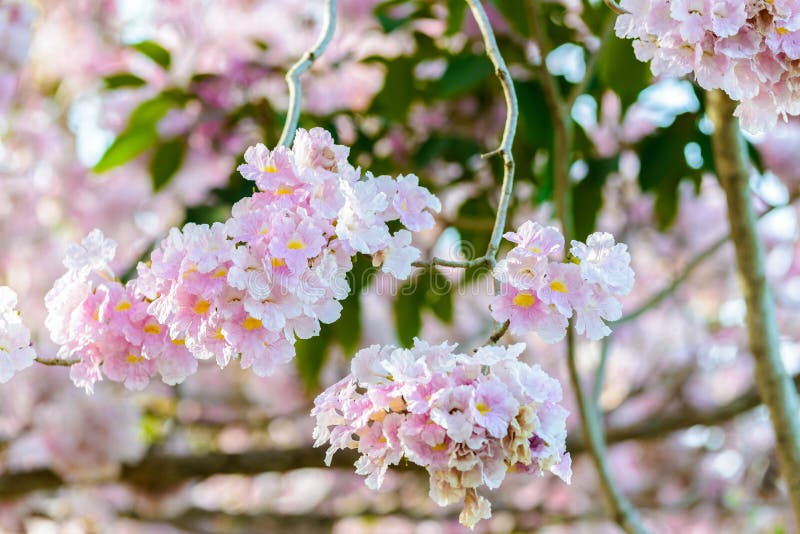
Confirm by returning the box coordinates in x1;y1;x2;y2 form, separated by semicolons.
214;328;225;340
512;292;536;308
259;226;270;235
476;402;491;416
243;316;263;330
127;354;145;364
193;299;211;315
262;164;277;173
286;239;306;250
114;300;132;311
529;246;542;254
275;186;293;195
432;442;448;451
777;26;790;35
271;257;286;268
549;280;568;293
213;267;228;278
143;323;161;335
172;338;186;345
183;263;198;279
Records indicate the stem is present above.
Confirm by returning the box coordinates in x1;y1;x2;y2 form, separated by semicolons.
707;89;800;525
414;0;518;271
529;2;649;531
526;0;573;240
465;0;518;261
277;0;337;147
602;0;628;15
35;357;76;367
593;335;611;404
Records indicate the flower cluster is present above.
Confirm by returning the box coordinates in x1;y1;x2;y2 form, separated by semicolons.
491;222;634;342
615;0;800;133
0;286;36;383
312;340;571;529
45;128;440;392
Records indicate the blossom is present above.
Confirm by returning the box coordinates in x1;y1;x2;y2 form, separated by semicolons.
312;339;571;529
570;232;635;296
44;129;440;391
491;223;634;342
0;286;36;383
62;228;117;276
616;0;800;132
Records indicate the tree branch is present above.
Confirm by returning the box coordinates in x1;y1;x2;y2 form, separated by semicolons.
5;368;798;500
465;0;518;261
277;0;337;147
707;88;800;525
613;192;799;327
528;1;648;531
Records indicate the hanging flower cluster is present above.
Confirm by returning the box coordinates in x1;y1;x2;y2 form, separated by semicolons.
491;222;634;342
312;340;571;529
0;286;36;383
44;128;441;392
615;0;800;133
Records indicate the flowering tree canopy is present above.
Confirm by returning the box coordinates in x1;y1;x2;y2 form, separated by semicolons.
3;0;800;532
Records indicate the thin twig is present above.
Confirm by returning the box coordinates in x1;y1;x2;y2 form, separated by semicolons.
613;191;799;326
708;89;800;525
35;357;76;367
530;0;649;530
413;0;518;273
566;14;616;109
602;0;628;15
466;0;518;262
277;0;337;147
593;335;611;404
566;329;649;533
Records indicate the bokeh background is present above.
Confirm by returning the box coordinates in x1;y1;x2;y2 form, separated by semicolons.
3;0;800;532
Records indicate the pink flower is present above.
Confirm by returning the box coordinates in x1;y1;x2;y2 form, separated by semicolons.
570;232;634;295
0;286;36;383
391;174;441;231
503;221;564;259
237;143;298;192
472;377;519;438
268;210;327;273
491;284;568;343
537;262;586;317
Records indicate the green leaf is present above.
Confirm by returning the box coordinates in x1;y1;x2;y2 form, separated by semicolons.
446;0;467;35
370;57;416;122
597;34;651;108
103;73;146;89
129;95;176;127
93;128;157;173
454;196;495;259
394;275;424;348
426;268;453;323
515;80;553;150
131;40;171;70
637;113;705;229
573;157;615;240
294;331;330;391
149;138;186;192
494;0;530;36
435;54;493;99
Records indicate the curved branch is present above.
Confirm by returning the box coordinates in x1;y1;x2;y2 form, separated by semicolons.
277;0;338;147
602;0;628;15
468;0;519;261
707;89;800;524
